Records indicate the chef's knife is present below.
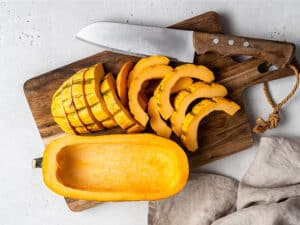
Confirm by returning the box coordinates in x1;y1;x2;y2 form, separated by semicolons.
76;22;295;67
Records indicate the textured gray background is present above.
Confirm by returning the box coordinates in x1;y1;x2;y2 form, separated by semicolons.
0;0;300;224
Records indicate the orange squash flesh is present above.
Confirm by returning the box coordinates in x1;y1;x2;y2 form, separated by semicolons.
42;134;189;201
181;97;240;151
154;64;215;120
171;82;228;136
116;61;134;106
171;77;193;94
128;65;173;127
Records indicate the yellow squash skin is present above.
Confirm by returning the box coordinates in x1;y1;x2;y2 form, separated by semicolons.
116;61;134;106
61;70;90;134
154;64;215;120
51;87;76;134
72;69;103;132
148;97;172;138
127;56;170;86
128;65;173;127
171;82;228;136
84;64;117;129
42;134;189;201
101;73;144;133
181;97;240;151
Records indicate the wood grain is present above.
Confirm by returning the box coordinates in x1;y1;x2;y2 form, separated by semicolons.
24;11;296;211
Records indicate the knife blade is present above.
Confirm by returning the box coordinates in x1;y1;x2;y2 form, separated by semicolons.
76;22;295;67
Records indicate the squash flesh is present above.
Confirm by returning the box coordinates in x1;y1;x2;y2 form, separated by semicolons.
101;73;144;133
181;97;240;151
84;64;117;128
154;64;215;119
171;77;193;94
116;61;134;106
43;134;189;201
171;82;228;136
128;65;173;127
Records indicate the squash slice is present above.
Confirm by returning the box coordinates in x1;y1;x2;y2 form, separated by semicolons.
101;73;144;133
181;97;240;151
42;134;189;201
116;61;134;106
51;87;76;134
61;71;90;134
171;77;193;94
154;64;215;120
171;82;228;136
127;56;170;86
148;97;172;138
72;69;103;132
84;64;117;129
128;65;173;127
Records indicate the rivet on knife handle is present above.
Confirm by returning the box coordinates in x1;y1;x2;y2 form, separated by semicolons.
193;32;295;67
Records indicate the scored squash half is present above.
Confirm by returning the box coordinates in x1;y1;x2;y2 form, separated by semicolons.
72;69;103;132
128;65;173;127
101;73;144;133
127;55;170;86
148;97;172;138
84;64;117;129
171;82;228;136
181;97;240;151
51;87;76;134
154;64;215;120
42;134;189;201
116;61;134;106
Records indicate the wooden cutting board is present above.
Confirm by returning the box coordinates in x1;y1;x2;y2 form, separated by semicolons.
24;11;295;211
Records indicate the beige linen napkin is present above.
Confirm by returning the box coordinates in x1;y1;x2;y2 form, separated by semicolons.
148;136;300;225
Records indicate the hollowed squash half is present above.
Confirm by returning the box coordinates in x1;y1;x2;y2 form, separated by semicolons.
154;64;215;120
42;134;189;201
128;65;173;127
101;73;144;133
171;82;228;136
84;64;117;129
181;97;240;151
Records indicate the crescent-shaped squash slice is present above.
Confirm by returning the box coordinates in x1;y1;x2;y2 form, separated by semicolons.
42;134;189;201
101;73;144;133
61;71;90;134
171;82;228;136
84;64;117;129
170;77;193;94
154;64;215;120
181;97;240;152
116;61;134;106
148;97;172;138
72;69;103;132
51;87;76;134
127;56;170;86
128;65;173;127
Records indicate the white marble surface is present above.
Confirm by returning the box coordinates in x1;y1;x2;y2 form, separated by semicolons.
1;0;300;224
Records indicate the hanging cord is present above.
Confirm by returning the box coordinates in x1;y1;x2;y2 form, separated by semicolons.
253;64;299;134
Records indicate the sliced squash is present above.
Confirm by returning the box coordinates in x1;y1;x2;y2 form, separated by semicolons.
101;73;144;133
51;87;76;134
171;82;228;136
42;134;189;201
171;77;193;94
128;65;173;127
154;64;215;120
61;71;90;134
127;56;170;86
72;69;103;132
148;97;172;138
116;61;134;106
84;64;117;129
181;97;240;151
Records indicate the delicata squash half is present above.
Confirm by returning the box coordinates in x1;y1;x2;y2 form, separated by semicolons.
181;97;240;151
154;64;215;120
42;134;189;201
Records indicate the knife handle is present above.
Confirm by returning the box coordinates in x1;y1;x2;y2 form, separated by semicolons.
193;32;295;67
